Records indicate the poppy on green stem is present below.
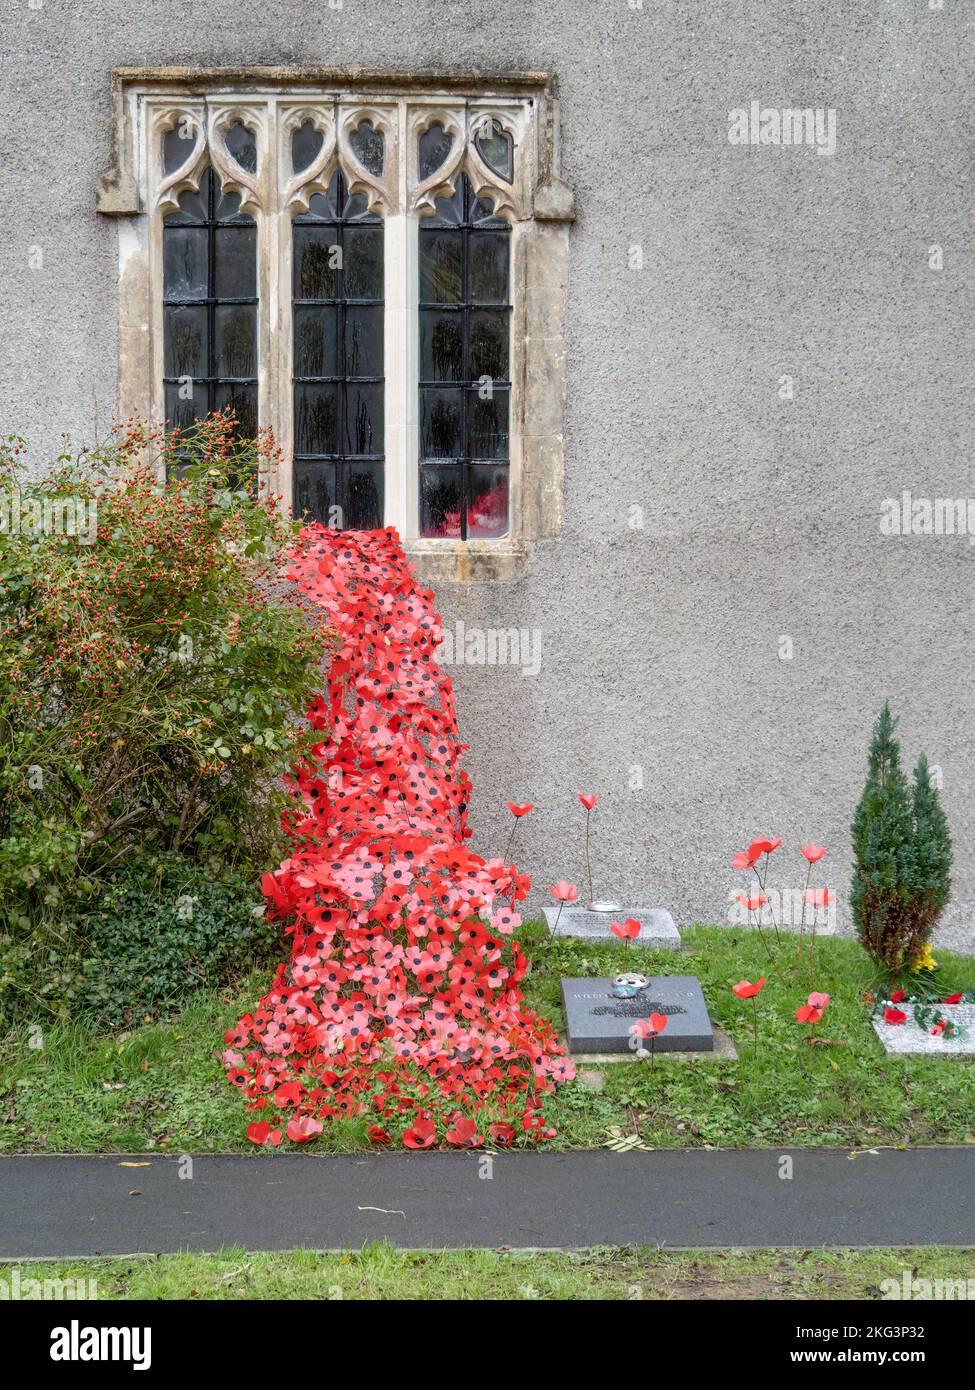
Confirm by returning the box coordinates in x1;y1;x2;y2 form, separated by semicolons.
795;1004;823;1024
611;916;641;968
547;880;578;934
547;881;578;902
632;1013;667;1067
610;918;641;942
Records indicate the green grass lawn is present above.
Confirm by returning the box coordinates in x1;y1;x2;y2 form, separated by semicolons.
2;925;974;1154
7;1245;974;1300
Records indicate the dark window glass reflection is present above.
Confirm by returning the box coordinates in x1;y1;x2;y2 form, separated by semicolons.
292;169;384;530
162;166;259;465
418;174;511;538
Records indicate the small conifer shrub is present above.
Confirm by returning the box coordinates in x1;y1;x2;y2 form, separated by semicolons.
850;702;952;973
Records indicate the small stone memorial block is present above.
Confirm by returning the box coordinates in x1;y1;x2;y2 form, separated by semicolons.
561;975;714;1055
872;1003;975;1057
543;906;680;949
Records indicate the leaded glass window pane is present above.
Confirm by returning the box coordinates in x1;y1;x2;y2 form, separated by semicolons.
349;120;384;176
224;120;258;174
292;169;384;529
292;119;323;175
474;120;514;183
418;122;453;181
162;166;259;464
418;174;511;539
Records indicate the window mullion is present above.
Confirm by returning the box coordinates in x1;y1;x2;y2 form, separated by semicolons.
386;97;416;538
460;221;470;542
206;170;217;417
264;94;282;501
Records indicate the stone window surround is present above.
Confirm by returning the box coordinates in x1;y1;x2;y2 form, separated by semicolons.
97;67;575;582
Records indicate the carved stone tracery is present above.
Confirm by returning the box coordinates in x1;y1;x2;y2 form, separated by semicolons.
106;87;547;223
337;104;396;215
280;104;337;214
152;103;207;217
206;103;265;217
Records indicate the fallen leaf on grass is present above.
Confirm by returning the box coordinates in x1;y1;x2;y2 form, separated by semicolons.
602;1125;652;1153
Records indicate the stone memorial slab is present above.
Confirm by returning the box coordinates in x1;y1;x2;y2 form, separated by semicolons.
544;905;680;949
562;975;714;1055
872;1003;975;1056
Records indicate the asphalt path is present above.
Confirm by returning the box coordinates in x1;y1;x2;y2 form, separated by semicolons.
1;1147;972;1256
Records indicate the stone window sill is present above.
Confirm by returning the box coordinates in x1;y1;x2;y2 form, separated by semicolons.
404;538;529;583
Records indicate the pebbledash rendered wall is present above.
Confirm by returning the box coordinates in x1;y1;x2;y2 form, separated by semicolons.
2;2;973;945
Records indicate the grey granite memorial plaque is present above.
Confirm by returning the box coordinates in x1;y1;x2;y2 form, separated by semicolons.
544;905;680;948
561;975;714;1055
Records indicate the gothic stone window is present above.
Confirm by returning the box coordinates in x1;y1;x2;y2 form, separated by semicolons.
97;71;575;581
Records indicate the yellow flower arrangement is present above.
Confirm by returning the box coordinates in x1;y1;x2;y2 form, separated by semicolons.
911;941;938;973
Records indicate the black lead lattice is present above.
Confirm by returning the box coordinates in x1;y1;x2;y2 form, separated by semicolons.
418;173;511;540
292;170;385;531
162;166;258;450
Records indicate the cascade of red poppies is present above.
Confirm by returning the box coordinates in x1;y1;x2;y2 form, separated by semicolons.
224;525;574;1147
